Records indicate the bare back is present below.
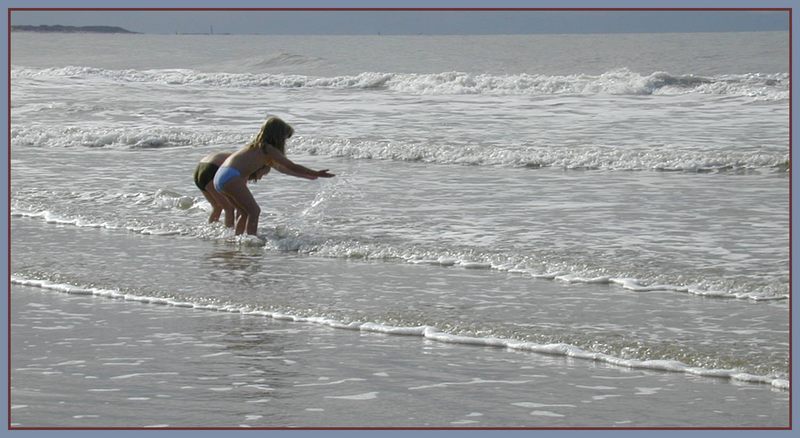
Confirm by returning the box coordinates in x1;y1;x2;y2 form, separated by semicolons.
200;151;232;166
220;147;268;177
222;143;328;181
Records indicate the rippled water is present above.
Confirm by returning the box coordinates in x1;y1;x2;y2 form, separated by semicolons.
10;32;790;392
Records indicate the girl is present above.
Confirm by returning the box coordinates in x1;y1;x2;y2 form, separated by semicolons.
214;117;335;236
193;151;271;228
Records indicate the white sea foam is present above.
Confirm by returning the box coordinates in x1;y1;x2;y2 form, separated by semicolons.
153;189;197;211
10;125;246;149
12;66;789;99
11;275;790;391
291;137;789;172
11;204;788;302
11;123;788;173
304;241;788;301
9;32;789;424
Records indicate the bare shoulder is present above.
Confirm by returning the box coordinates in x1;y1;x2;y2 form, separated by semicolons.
261;144;288;164
227;147;266;174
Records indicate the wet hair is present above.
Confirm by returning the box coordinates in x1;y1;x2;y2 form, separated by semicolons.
249;116;294;154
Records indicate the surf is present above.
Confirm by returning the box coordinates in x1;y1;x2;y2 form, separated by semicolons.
12;65;789;99
10;274;790;391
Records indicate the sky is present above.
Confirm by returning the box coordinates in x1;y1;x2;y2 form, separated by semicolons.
9;10;791;35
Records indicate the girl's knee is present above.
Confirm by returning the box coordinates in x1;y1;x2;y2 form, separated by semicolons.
240;203;259;217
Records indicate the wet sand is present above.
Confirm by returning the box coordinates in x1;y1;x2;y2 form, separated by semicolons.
10;284;789;428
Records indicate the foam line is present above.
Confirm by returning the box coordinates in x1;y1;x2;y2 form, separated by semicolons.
12;66;789;99
11;207;789;303
11;125;788;173
11;275;789;391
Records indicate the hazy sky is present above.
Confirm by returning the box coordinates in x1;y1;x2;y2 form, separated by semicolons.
9;10;790;35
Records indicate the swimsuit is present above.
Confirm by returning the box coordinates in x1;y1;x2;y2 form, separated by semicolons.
193;162;219;191
213;166;242;192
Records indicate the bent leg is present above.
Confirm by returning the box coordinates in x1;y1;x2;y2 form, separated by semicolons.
200;190;223;223
220;179;261;236
204;181;236;228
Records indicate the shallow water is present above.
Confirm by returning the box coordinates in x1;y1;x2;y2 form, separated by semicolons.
10;284;790;428
9;31;791;426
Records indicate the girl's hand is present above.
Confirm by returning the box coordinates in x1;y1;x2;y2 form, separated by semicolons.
316;169;336;178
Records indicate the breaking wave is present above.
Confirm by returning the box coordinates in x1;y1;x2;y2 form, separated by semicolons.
12;65;789;99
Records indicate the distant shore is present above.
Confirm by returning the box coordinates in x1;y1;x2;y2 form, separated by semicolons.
11;25;138;34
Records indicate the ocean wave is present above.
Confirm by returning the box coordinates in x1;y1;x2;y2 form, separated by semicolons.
295;137;789;172
10;125;248;149
9;126;789;172
11;198;789;303
271;238;788;302
12;65;789;99
10;274;789;391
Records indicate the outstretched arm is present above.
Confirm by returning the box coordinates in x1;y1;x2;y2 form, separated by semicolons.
264;145;335;179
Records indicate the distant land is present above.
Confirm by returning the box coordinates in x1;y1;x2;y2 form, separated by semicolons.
11;25;138;34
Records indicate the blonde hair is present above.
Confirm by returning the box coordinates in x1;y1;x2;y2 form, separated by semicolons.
249;116;294;154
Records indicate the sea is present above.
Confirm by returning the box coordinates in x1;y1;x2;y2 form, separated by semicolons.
9;31;791;427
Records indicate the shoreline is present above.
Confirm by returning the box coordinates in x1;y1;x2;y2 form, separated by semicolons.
11;25;138;34
11;274;790;392
10;283;789;428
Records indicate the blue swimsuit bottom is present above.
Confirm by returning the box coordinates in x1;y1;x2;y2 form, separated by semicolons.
213;166;241;192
